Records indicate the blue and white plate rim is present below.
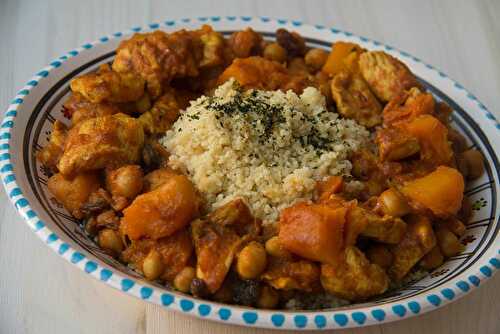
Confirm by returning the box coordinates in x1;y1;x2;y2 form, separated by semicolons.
1;16;499;330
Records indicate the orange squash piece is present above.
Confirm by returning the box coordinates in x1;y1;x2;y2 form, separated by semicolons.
322;41;363;77
279;202;347;265
397;114;453;166
121;174;200;240
316;176;343;202
401;166;464;218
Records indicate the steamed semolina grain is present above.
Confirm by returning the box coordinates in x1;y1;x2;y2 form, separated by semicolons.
161;79;369;221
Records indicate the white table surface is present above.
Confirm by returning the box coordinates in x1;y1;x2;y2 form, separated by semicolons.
1;0;499;333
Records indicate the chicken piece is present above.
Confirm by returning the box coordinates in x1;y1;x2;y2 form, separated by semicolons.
350;149;388;199
70;64;145;104
218;56;311;94
331;70;383;128
359;51;421;102
376;126;420;161
57;113;144;177
279;202;347;264
419;245;444;270
138;88;181;135
191;218;242;293
262;256;320;292
320;246;389;301
121;229;193;281
389;215;436;280
382;87;435;126
63;93;123;125
112;30;202;98
36;120;67;171
47;172;100;219
120;174;200;240
143;167;177;192
227;28;263;58
207;199;261;237
360;210;407;244
401;166;464;218
435;226;464;257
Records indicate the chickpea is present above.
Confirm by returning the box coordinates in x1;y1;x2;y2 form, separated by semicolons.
236;241;267;280
98;229;124;255
142;249;165;280
257;285;279;309
106;165;143;199
304;48;328;71
366;244;393;268
265;236;291;258
263;42;287;63
419;246;444;270
460;149;484;180
173;266;195;293
436;227;464;257
377;188;410;217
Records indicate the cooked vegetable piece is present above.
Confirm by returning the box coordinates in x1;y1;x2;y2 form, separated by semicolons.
263;42;287;62
198;25;225;68
321;246;389;301
121;229;193;281
143;167;177;192
228;28;263;58
359;51;421;102
304;48;329;71
396;115;453;166
382;88;435;126
120;174;200;240
191;219;242;293
70;64;145;103
331;70;383;127
316;175;343;202
265;236;292;259
322;41;363;76
236;241;268;279
279;202;347;264
173;266;196;292
57;113;144;177
389;215;436;280
376;188;411;218
105;165;143;200
439;217;466;237
401;166;464;218
207;199;261;237
262;256;320;292
47;172;100;219
36;120;67;171
98;228;124;255
375;126;420;162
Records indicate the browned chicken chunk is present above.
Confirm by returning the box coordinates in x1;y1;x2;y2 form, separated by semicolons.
359;51;421;102
331;70;382;127
70;64;145;103
262;256;320;292
36;120;67;171
376;126;420;161
389;215;436;280
321;246;389;301
57;113;144;177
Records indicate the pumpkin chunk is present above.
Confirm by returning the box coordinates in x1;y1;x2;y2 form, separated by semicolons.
401;166;464;218
279;202;347;265
121;174;200;240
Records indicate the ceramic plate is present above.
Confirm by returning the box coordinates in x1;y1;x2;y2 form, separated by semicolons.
2;17;499;330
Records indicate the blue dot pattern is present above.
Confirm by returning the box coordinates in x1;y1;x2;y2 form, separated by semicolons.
0;16;498;330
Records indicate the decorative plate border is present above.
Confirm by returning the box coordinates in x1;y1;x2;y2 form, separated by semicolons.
1;16;499;330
